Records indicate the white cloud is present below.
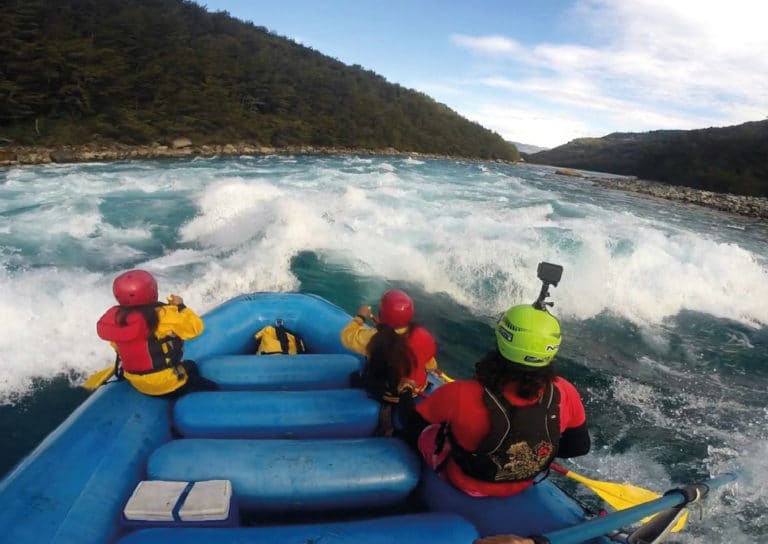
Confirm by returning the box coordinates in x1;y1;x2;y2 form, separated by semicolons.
463;104;594;149
448;0;768;146
450;34;523;56
482;76;711;129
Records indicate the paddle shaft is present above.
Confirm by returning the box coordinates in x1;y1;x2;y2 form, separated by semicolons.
538;472;738;544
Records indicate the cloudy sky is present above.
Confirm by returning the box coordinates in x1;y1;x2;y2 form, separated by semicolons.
202;0;768;149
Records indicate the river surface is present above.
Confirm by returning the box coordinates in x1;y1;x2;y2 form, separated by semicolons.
0;154;765;542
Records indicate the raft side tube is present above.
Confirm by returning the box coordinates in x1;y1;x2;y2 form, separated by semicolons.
147;438;421;512
173;389;380;438
420;467;595;538
116;513;480;544
185;293;361;360
0;382;171;544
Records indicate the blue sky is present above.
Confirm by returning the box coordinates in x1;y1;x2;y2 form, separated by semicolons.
201;0;768;148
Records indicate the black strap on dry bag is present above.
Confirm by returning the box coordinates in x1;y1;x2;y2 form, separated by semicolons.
275;319;307;354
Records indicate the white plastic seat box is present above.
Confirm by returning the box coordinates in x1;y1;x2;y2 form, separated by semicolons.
121;479;237;528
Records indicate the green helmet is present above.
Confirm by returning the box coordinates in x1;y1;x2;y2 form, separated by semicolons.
495;304;561;367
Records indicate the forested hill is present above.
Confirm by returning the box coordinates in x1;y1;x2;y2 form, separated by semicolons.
0;0;518;161
525;120;768;197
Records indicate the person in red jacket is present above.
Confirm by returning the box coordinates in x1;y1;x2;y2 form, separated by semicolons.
407;301;590;498
341;289;438;434
96;269;216;397
342;289;438;397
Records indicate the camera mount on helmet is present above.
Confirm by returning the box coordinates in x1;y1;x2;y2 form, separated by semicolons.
532;262;563;311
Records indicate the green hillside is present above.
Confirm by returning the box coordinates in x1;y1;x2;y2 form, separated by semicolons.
526;120;768;197
0;0;519;161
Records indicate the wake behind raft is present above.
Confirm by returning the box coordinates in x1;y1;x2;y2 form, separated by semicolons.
0;279;738;543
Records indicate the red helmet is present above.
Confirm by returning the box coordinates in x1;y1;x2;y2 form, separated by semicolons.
112;269;158;306
378;289;414;327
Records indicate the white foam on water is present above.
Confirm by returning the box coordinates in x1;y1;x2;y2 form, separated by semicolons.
2;156;768;404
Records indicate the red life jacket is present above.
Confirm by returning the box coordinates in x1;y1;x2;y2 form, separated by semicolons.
96;306;182;374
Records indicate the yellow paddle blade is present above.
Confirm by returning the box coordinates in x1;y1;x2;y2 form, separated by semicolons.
563;469;661;508
562;469;688;532
669;510;689;533
640;507;688;533
434;369;454;383
83;366;115;391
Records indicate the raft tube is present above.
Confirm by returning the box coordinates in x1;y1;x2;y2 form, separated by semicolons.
197;353;362;390
421;467;593;538
147;437;421;511
116;513;480;544
174;389;380;438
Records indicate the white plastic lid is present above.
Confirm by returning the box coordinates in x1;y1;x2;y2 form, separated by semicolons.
123;480;188;521
178;480;232;521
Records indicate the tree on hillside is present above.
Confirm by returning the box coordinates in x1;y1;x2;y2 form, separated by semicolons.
526;121;768;197
0;0;519;161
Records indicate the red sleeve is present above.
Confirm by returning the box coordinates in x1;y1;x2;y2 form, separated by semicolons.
415;380;462;423
408;327;436;365
96;307;145;342
554;377;586;431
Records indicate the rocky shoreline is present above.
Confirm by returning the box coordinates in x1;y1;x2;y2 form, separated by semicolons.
1;142;766;219
553;168;768;219
0;140;427;167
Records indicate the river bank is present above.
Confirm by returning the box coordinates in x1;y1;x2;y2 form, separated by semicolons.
551;167;768;219
2;142;766;219
0;140;500;167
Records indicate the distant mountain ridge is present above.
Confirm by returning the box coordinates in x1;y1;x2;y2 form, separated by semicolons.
0;0;518;161
525;120;768;197
510;141;549;154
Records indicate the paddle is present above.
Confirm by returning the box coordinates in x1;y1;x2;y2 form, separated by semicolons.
82;365;115;390
550;463;688;532
83;354;121;391
537;471;737;544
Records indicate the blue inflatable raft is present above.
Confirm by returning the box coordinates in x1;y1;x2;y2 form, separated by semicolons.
0;293;735;544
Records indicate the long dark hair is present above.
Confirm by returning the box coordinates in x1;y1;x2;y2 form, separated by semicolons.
365;324;416;394
115;303;164;338
474;350;556;400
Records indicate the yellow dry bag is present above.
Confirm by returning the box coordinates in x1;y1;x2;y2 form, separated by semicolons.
254;319;307;355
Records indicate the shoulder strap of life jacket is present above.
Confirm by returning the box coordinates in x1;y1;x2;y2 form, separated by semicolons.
274;319;307;354
112;352;124;381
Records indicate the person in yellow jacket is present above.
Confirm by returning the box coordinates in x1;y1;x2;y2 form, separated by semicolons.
96;269;216;397
341;289;439;401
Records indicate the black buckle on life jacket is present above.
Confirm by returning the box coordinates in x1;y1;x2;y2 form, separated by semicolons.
275;319;290;354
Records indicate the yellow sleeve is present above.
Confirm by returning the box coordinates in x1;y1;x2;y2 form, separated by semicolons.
340;317;376;356
155;305;204;340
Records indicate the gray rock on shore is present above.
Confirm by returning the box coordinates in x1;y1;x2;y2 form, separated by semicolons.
587;175;768;219
545;166;768;219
